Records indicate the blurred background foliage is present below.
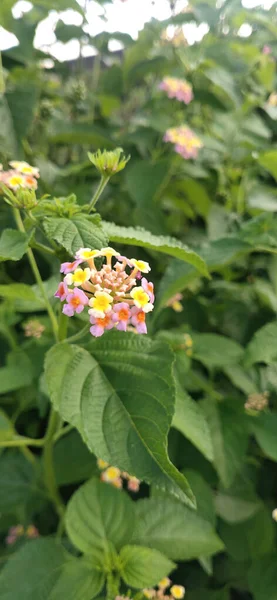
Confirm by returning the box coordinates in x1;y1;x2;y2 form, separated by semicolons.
1;1;277;599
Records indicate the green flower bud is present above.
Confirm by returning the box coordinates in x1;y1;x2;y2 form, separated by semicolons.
88;148;130;178
2;186;38;210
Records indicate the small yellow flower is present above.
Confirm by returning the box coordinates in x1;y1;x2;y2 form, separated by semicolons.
159;577;171;589
104;466;121;481
76;248;101;261
97;458;109;470
65;268;91;286
10;161;39;177
6;175;25;189
143;590;156;599
170;585;185;599
272;508;277;521
89;291;113;318
172;300;183;312
184;334;193;348
130;286;151;308
130;259;151;273
100;247;120;259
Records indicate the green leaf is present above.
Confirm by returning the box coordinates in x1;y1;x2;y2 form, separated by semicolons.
172;378;214;462
133;496;224;561
184;469;216;526
258;150;277;181
65;478;134;554
43;215;108;256
119;545;175;589
49;558;105;600
124;160;170;234
0;409;14;443
214;473;262;524
0;283;41;302
223;364;258;395
0;229;30;262
201;399;248;488
0;538;69;600
45;334;195;507
54;429;97;486
157;237;250;308
219;506;274;562
245;321;277;366
249;555;277;600
0;453;35;513
193;334;244;369
0;351;34;394
103;221;209;277
251;412;277;462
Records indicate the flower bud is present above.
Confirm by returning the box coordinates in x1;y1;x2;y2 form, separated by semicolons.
88;148;130;177
3;186;38;210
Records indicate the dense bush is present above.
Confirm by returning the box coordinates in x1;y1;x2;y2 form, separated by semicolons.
0;1;277;598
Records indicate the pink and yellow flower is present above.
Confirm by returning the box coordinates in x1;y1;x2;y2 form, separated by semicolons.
55;246;155;337
159;77;193;104
60;259;82;274
164;125;203;160
112;302;131;331
62;288;88;317
54;281;69;302
90;313;114;337
65;267;91;287
131;306;147;334
142;277;155;303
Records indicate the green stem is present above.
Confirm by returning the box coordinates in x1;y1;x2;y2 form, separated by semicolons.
0;437;44;448
42;311;68;518
13;208;59;341
64;323;90;344
43;408;65;518
31;240;55;256
89;175;110;212
54;424;74;443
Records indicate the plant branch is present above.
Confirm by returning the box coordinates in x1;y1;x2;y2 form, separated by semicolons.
0;437;44;448
13;208;59;341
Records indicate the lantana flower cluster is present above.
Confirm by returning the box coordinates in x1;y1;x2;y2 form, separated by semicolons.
23;319;45;339
163;126;203;160
6;524;39;546
159;77;193;104
55;247;155;337
144;579;185;599
97;458;140;492
0;161;39;190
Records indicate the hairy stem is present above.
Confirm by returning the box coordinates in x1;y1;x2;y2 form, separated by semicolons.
13;208;59;341
89;175;110;212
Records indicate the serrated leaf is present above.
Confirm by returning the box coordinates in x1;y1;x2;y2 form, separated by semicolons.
103;221;209;276
0;538;69;600
245;321;277;366
119;545;175;589
172;378;214;462
43;215;108;256
44;334;195;507
49;558;105;600
0;229;30;262
133;496;224;561
65;478;134;554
